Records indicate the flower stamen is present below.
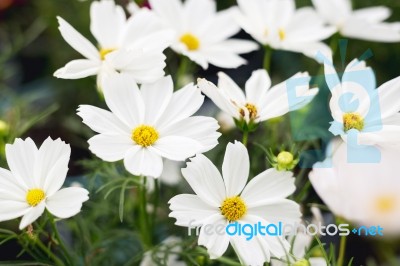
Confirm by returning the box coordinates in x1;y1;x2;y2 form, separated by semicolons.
180;33;200;51
99;48;115;60
239;103;258;120
343;112;364;132
26;189;45;207
220;196;247;222
132;125;159;147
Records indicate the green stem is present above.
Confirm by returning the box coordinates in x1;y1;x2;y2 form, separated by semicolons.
263;46;272;72
49;213;73;265
34;235;65;266
337;233;347;266
139;176;152;248
242;129;249;146
151;178;160;232
176;56;190;89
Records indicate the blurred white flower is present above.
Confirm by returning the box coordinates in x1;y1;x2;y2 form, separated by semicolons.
148;0;258;69
312;0;400;42
54;0;172;86
323;57;400;147
198;69;318;124
0;137;89;230
146;159;183;191
140;236;185;266
77;74;220;178
310;138;400;234
236;0;335;61
169;141;301;265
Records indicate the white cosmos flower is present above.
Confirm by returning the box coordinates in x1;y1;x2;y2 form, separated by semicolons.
148;0;258;69
235;0;335;61
323;56;400;147
0;137;89;230
169;141;301;265
77;74;221;178
312;0;400;42
310;138;400;234
54;0;172;85
198;69;318;124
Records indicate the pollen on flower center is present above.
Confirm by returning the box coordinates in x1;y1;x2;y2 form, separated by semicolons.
132;125;159;147
343;112;364;132
99;48;116;60
220;196;247;222
26;189;45;207
375;196;396;214
239;103;258;120
180;33;200;51
278;28;286;40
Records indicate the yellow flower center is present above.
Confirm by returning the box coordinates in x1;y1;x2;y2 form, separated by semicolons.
375;196;396;214
26;189;45;207
180;33;200;51
278;28;286;40
99;48;116;60
220;196;247;222
132;125;159;147
277;151;294;166
343;112;364;132
239;103;258;120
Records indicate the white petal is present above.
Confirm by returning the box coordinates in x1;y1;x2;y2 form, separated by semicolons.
157;83;204;129
151;136;203;161
197;78;238;119
160;160;183;185
377;75;400;119
90;0;126;48
341;18;400;42
217;72;246;104
183;0;216;33
258;72;317;121
124;147;163;178
202;48;247;69
222;141;249;197
241;169;296;207
6;138;38;189
159;116;220;153
198;214;230;258
230;230;270;265
19;202;46;230
57;16;99;61
88;134;133;162
34;137;71;192
102;73;145;127
54;59;100;79
309;257;328;266
168;194;217;226
311;0;351;25
0;200;30;223
148;0;184;32
247;199;301;224
245;69;271;106
141;76;173;125
198;7;240;44
285;8;336;43
77;105;131;134
181;154;226;207
46;187;89;219
352;6;391;23
0;168;26;201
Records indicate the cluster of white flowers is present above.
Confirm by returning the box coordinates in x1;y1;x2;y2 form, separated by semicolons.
1;0;400;265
